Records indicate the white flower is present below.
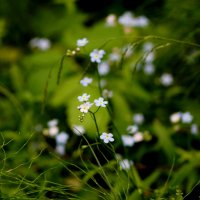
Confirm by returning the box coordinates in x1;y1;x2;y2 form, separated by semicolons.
143;42;153;52
94;97;108;107
47;119;58;127
160;73;173;86
80;77;93;87
170;112;182;123
121;135;135;147
29;37;51;51
133;132;144;142
144;63;155;75
78;102;93;113
146;52;154;63
90;49;105;63
109;51;121;62
98;61;110;75
76;38;89;47
118;12;135;27
55;144;65;156
132;16;149;27
181;112;193;124
102;89;113;99
105;14;116;26
100;132;114;143
133;113;144;125
56;132;69;145
72;125;85;136
119;159;134;170
78;93;90;102
127;125;138;134
191;124;199;135
49;126;59;137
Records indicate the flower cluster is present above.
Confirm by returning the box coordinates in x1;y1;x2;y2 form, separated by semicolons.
77;93;108;119
121;113;147;147
170;111;198;135
43;119;69;156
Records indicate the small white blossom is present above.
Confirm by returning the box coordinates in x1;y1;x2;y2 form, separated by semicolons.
118;12;135;27
146;52;154;63
49;126;59;137
133;132;144;142
94;97;108;107
76;38;89;47
29;37;51;51
80;77;93;87
119;159;134;170
160;73;173;86
121;135;135;147
133;113;144;125
191;124;199;135
98;61;110;75
78;102;93;113
72;125;85;136
170;112;182;123
55;144;65;156
90;49;106;63
78;93;90;102
143;42;154;52
181;112;193;124
100;132;114;143
127;125;138;134
47;119;58;127
105;14;116;26
109;51;121;62
132;16;149;27
144;63;155;75
102;89;113;99
56;132;69;145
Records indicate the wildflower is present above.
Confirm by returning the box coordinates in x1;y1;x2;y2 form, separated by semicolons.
29;37;51;51
78;102;93;113
72;125;85;136
181;112;193;124
191;124;199;135
121;135;135;147
90;49;105;63
118;12;135;27
133;113;144;125
98;61;110;75
145;52;154;63
122;44;134;57
170;112;182;123
80;77;93;87
127;125;138;134
100;132;114;143
109;50;121;62
143;42;154;52
55;144;65;156
48;119;58;127
133;132;144;142
78;93;90;102
56;132;69;145
132;16;149;27
102;89;113;99
94;97;108;107
144;63;155;75
105;14;116;26
160;73;173;86
76;38;88;47
49;126;59;136
119;159;134;170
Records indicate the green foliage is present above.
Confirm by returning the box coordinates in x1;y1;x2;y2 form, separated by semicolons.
0;0;200;199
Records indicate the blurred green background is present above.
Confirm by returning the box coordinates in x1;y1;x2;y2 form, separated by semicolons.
0;0;200;199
